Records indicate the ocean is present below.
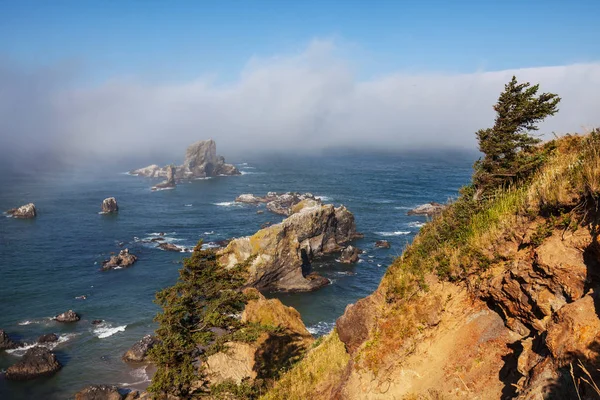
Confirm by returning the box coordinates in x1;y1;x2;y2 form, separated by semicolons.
0;151;474;399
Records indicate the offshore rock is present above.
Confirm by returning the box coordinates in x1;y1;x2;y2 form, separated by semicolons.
235;192;322;216
375;240;391;248
0;329;20;350
407;202;445;216
74;385;124;400
157;242;182;252
122;335;159;363
218;201;360;291
340;246;361;264
6;203;37;219
101;197;118;213
5;346;62;380
130;139;239;179
152;165;176;190
102;249;137;270
54;310;80;322
38;333;59;343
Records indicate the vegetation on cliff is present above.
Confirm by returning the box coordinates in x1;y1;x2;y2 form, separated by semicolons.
262;77;600;399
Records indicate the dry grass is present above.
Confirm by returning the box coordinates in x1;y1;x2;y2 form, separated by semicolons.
260;330;349;400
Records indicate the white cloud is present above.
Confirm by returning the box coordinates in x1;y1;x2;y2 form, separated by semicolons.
1;39;599;168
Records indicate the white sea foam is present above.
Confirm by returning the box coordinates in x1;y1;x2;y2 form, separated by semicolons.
203;231;215;235
184;204;193;207
307;321;335;336
374;199;394;204
213;201;243;207
238;163;248;166
6;334;76;356
407;221;426;228
18;320;38;326
152;186;175;191
336;271;355;276
239;170;264;175
315;195;332;202
193;176;213;180
120;365;151;386
377;264;382;267
202;242;221;249
93;323;127;339
375;231;411;236
241;166;256;169
394;206;413;210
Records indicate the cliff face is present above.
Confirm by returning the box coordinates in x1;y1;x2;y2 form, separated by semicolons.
218;200;360;292
263;132;600;400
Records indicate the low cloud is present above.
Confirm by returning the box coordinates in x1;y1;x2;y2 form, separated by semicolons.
1;39;599;169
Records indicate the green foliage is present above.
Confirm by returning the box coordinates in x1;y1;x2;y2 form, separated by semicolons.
210;378;260;399
148;241;250;397
474;76;561;193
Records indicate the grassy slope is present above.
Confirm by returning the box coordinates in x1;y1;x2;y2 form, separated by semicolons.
261;131;600;399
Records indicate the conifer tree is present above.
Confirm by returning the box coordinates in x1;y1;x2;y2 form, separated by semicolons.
473;76;560;194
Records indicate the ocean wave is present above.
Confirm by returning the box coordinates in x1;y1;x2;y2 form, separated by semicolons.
203;231;215;235
373;199;394;204
241;166;256;169
93;323;127;339
184;204;193;207
307;321;335;336
336;271;355;276
407;221;426;228
315;195;332;202
18;320;39;326
375;231;411;236
152;186;175;191
213;201;243;207
120;365;151;386
194;177;213;180
6;334;76;356
394;206;413;210
239;171;264;175
237;163;248;166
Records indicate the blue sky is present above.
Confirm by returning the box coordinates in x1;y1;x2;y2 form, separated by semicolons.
1;0;599;83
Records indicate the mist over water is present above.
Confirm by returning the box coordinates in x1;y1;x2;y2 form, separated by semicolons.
0;150;473;399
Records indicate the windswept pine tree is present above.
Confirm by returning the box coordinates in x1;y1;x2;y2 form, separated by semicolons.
473;76;561;195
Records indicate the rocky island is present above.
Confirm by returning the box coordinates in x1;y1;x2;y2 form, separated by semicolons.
235;192;322;216
6;203;37;219
131;139;240;180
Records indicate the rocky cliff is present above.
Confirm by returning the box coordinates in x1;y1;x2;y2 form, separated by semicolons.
263;132;600;399
218;199;360;291
130;139;239;179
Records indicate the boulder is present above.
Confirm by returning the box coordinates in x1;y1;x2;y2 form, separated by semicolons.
91;319;104;325
6;203;37;219
54;310;80;322
336;294;380;354
0;329;19;350
122;335;159;363
152;165;176;190
75;385;124;400
157;242;182;252
5;346;62;380
101;197;118;213
375;240;391;249
407;202;445;216
38;333;59;343
340;246;361;264
218;202;360;291
102;249;137;270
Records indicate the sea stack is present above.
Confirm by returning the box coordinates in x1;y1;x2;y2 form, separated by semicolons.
101;197;118;213
6;203;37;219
152;165;177;190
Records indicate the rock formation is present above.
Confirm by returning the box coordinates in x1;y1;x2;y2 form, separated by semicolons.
152;165;176;190
74;385;125;400
204;288;313;386
0;329;19;350
235;192;322;216
54;310;80;322
157;242;182;252
217;200;360;291
38;333;59;343
6;203;37;219
340;246;361;264
102;249;137;270
406;202;445;216
122;335;159;363
375;240;391;248
5;346;62;380
101;197;118;213
130;139;240;179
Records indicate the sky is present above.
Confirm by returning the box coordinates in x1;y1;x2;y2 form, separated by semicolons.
1;0;599;169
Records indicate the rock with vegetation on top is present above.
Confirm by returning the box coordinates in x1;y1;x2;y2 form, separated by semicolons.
217;200;360;291
122;335;159;363
0;329;20;350
6;203;37;219
38;333;59;343
101;197;118;213
5;346;62;380
406;202;445;216
54;310;80;322
74;385;124;400
102;249;137;270
130;139;240;179
339;246;361;264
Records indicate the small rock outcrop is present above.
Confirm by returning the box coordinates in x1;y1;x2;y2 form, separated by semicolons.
375;240;391;248
0;329;19;350
5;346;62;380
235;192;322;216
102;249;137;270
6;203;37;219
340;246;361;264
74;385;124;400
101;198;118;213
54;310;80;322
130;139;240;179
157;242;182;252
218;200;360;291
407;202;445;216
152;165;176;190
38;333;59;343
122;335;159;362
